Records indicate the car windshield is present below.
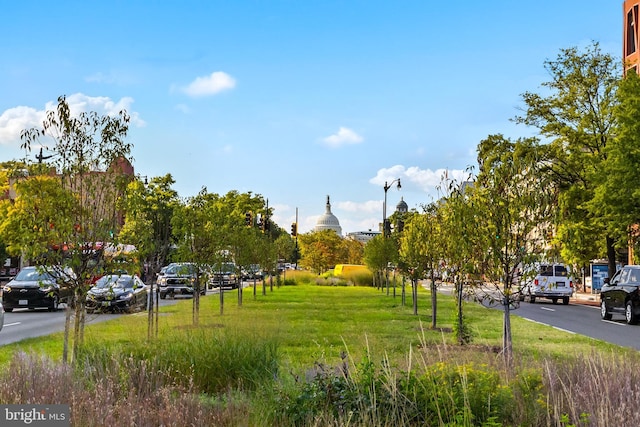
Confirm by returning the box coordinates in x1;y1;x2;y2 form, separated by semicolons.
94;275;134;289
15;268;55;282
166;264;197;275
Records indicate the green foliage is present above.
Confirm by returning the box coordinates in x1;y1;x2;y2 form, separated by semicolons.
78;328;280;395
514;42;620;269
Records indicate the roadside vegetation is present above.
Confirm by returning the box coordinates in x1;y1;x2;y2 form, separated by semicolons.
0;283;635;426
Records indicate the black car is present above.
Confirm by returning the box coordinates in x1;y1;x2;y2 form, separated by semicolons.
86;274;149;313
157;263;207;299
1;266;74;312
600;265;640;324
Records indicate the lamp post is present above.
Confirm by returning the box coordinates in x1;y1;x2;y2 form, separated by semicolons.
383;178;401;237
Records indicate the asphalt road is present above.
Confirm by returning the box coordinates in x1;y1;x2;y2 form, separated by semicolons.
440;283;640;351
0;284;247;346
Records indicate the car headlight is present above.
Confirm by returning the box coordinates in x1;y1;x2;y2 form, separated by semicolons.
118;292;133;300
3;286;11;293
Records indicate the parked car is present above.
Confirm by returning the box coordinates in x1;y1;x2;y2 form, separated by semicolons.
600;265;640;324
519;263;574;305
209;262;239;289
86;274;149;313
158;263;206;299
1;266;74;312
241;264;263;281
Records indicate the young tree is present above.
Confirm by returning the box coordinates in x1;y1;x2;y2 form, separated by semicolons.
119;174;179;338
3;95;132;363
399;202;443;322
472;134;555;365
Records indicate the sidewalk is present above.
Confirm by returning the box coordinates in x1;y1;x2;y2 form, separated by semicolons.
572;289;600;307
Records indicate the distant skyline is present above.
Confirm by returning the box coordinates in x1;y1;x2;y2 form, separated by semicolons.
0;1;621;234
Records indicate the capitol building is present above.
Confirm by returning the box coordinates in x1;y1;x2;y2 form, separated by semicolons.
312;195;410;243
313;195;342;236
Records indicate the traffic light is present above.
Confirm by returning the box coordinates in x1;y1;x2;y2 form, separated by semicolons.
264;218;271;231
384;219;391;237
245;212;252;226
291;223;297;236
257;216;264;230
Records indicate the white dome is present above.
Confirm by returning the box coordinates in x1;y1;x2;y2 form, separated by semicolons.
314;195;342;235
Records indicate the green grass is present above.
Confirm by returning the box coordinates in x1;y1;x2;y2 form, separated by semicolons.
0;282;635;426
0;282;624;370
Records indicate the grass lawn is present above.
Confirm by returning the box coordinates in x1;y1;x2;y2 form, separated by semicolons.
0;281;624;370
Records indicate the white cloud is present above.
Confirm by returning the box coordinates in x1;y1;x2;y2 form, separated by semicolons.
321;127;363;148
0;93;146;145
181;71;236;97
370;165;470;196
0;106;44;145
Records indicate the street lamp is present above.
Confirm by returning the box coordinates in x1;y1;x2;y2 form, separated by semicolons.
383;178;401;237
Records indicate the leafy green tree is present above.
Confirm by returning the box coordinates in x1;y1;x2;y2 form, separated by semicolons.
363;234;398;290
119;174;179;338
472;135;555;365
399;203;443;321
1;95;132;364
298;230;344;274
591;70;640;265
514;42;621;275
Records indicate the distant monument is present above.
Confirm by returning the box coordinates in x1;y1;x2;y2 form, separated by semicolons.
314;195;342;236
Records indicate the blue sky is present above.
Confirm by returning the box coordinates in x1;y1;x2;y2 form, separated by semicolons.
0;1;621;234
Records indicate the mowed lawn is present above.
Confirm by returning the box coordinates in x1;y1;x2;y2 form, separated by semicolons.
0;280;623;370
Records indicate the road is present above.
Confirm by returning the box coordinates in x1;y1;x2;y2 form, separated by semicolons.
439;283;640;351
0;285;239;346
514;300;640;350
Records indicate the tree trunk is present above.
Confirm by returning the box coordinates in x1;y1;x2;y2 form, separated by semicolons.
502;295;513;367
430;273;437;329
607;235;617;277
456;278;464;345
412;278;418;315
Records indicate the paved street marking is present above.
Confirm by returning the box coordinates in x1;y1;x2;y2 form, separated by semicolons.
540;307;555;312
3;322;20;327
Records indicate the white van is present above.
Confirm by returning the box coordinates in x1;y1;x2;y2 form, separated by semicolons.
520;263;574;305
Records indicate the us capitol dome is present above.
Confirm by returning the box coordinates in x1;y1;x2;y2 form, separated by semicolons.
314;195;342;236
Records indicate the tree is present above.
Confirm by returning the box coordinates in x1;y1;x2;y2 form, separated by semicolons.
591;70;640;264
119;174;179;338
298;230;344;274
399;202;443;321
514;42;621;275
471;135;555;365
363;234;398;290
2;95;132;364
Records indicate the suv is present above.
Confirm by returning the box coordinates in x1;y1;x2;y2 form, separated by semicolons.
2;266;75;312
157;263;207;299
520;263;573;305
600;265;640;324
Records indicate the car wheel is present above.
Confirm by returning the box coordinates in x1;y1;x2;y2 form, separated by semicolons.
562;296;570;305
601;300;612;320
48;295;60;312
159;293;166;300
552;298;558;304
626;301;638;325
529;294;536;303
